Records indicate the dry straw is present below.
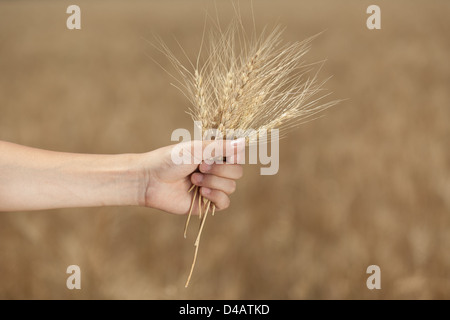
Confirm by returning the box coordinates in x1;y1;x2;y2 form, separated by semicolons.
153;9;339;287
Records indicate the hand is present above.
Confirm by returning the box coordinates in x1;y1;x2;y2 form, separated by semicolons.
141;139;245;215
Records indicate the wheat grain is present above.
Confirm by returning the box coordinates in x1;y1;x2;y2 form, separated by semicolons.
155;11;340;287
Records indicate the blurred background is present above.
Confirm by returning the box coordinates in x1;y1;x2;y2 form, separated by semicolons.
0;0;449;299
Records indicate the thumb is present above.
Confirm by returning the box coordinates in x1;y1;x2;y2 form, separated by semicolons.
169;138;245;167
201;138;245;165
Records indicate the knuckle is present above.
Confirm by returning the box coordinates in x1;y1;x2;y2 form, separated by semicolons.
229;180;237;193
236;165;244;179
222;196;231;209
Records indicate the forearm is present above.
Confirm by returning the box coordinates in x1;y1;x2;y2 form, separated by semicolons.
0;141;145;211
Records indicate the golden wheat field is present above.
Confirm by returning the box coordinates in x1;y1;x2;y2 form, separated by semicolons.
0;0;449;299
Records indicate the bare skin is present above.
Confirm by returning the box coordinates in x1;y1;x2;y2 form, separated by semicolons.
0;140;244;213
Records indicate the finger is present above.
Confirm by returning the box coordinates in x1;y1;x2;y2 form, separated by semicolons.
199;162;243;180
191;173;236;195
200;187;230;211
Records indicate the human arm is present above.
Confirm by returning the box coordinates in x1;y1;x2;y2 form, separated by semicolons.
0;140;243;213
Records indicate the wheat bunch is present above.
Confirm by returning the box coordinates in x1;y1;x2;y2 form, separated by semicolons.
153;14;339;287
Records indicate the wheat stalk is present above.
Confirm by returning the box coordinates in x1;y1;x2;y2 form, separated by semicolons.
153;12;339;287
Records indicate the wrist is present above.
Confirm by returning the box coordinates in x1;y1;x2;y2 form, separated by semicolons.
84;153;147;208
111;153;148;207
134;150;160;209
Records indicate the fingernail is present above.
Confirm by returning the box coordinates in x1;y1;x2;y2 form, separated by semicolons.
193;173;203;183
202;163;212;172
201;187;211;195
